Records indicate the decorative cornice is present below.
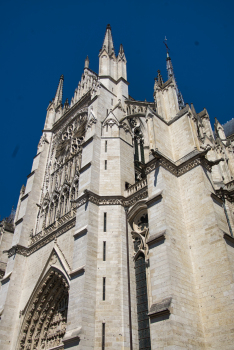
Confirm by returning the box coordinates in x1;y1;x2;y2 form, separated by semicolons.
29;216;76;255
146;149;223;177
5;215;76;258
74;188;148;209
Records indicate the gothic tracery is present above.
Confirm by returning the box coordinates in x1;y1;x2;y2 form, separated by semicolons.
35;112;87;235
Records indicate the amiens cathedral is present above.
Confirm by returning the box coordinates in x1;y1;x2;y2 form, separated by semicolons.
1;24;234;350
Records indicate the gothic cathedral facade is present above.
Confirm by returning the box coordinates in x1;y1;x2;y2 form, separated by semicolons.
1;25;234;350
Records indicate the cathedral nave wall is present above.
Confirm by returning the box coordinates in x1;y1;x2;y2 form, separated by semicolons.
179;165;234;349
147;166;205;349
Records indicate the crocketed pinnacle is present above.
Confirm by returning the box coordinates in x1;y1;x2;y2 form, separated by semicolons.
54;75;64;108
101;24;115;56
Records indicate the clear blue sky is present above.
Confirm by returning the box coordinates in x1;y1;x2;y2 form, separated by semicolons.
0;0;234;218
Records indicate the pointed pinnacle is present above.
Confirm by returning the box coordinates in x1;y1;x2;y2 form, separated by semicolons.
118;44;124;55
85;55;89;68
101;24;115;56
54;75;64;107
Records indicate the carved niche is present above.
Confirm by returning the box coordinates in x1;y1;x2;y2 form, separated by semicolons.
132;211;149;261
18;269;69;350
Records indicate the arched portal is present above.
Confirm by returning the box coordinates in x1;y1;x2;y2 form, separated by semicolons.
18;268;69;350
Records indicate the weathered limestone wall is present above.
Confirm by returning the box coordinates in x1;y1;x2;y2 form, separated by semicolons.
179;165;234;349
94;205;138;349
169;114;197;161
153;117;173;160
147;166;205;349
0;135;51;350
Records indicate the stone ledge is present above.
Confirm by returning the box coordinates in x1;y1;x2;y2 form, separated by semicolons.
15;217;23;226
148;297;172;318
79;162;91;174
69;265;85;278
145;190;163;206
63;327;82;344
73;225;88;239
82;135;94;148
27;170;35;179
21;193;29;202
223;232;234;244
147;230;166;246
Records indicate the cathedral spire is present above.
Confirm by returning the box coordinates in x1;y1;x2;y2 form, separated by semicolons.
101;24;115;56
54;75;64;108
164;37;185;110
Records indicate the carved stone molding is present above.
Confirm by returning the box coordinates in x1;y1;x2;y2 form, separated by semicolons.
146;149;223;177
74;188;148;209
5;216;76;258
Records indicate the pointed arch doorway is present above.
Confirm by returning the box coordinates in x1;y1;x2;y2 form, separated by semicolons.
18;267;69;350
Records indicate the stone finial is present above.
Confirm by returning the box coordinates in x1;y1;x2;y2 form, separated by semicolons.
85;56;89;68
118;44;124;55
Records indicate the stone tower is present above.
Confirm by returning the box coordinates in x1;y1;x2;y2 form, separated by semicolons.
1;24;234;350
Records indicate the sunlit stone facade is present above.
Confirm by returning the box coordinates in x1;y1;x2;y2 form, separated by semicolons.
1;25;234;350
